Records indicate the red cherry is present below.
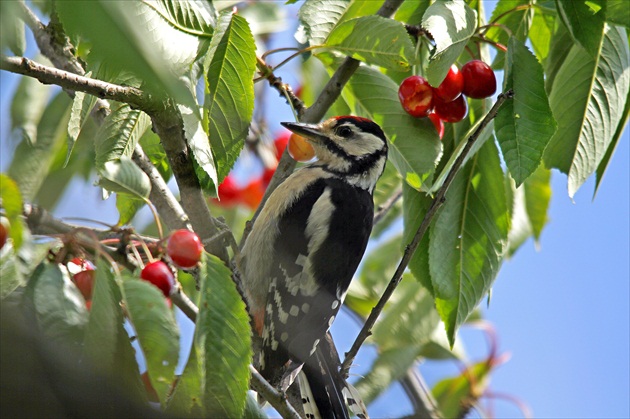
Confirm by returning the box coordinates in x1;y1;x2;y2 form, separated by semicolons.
167;229;203;269
433;64;464;102
73;270;95;301
217;175;241;206
274;132;290;161
241;177;265;210
0;218;8;250
434;95;468;123
398;76;434;118
69;258;96;301
428;113;445;139
140;261;175;297
461;60;497;99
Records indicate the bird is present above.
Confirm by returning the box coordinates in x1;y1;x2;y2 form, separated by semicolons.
238;115;388;418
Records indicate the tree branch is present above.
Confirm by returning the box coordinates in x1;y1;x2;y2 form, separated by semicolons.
373;188;403;224
249;365;302;419
340;90;514;378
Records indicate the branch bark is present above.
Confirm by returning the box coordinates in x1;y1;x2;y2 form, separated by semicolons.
340;91;514;379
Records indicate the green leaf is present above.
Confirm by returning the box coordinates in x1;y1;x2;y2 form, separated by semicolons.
543;25;629;198
30;262;89;346
0;243;24;299
0;0;25;55
325;16;415;71
83;260;146;403
195;253;251;418
141;0;216;36
432;360;493;418
180;104;219;195
337;61;442;190
372;278;440;352
8;92;71;201
524;165;551;242
429;141;509;345
296;0;350;46
56;1;198;105
116;194;146;226
485;0;535;69
429;117;495;195
422;0;478;86
124;278;180;406
204;12;256;182
355;346;421;405
9;55;52;144
395;0;431;24
67;81;98;165
594;91;629;197
95;103;151;170
166;348;204;416
243;393;269;419
505;176;532;257
403;183;433;294
0;174;25;250
556;0;606;57
98;157;151;199
495;37;557;186
606;0;630;28
529;5;557;64
544;20;575;92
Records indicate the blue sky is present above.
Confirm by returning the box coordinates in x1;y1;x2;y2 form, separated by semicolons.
1;2;628;418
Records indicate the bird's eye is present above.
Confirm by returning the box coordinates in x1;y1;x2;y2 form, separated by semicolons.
337;126;353;138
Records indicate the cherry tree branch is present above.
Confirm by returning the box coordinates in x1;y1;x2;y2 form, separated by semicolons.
340;90;514;378
0;55;228;261
373;188;403;224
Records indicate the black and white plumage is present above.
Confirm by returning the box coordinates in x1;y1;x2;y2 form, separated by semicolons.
239;116;387;417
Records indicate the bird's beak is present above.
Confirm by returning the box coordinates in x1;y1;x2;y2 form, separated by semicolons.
280;121;326;144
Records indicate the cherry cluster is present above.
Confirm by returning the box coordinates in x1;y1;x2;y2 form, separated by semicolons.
215;130;314;209
69;229;203;309
398;60;497;139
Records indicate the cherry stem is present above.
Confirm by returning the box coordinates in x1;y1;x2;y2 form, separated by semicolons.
487;4;534;29
144;198;164;240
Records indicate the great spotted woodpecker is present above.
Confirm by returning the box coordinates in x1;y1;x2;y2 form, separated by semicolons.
239;116;388;417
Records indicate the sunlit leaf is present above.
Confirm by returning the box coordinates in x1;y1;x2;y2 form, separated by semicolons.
495;37;557;186
98;157;151;200
204;12;256;181
95;103;151;170
325;16;415;71
166;348;204;416
141;0;216;37
422;0;478;86
180;104;219;195
195;253;251;417
543;25;629;198
529;5;557;64
0;174;25;250
403;183;433;294
524;165;551;242
296;0;350;46
433;360;494;418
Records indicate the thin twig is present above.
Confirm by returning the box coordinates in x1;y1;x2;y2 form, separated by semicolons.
249;365;302;419
373;188;403;224
340;90;514;378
